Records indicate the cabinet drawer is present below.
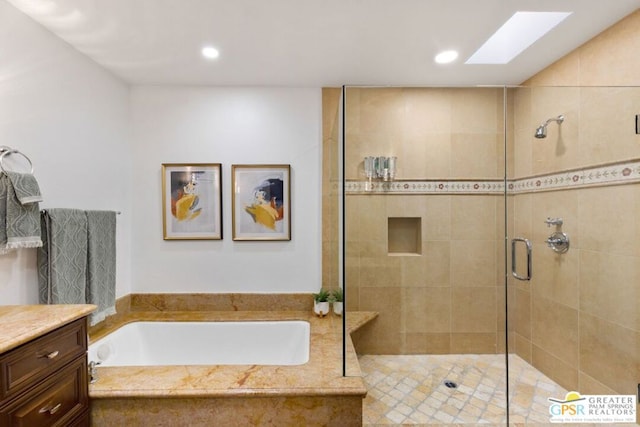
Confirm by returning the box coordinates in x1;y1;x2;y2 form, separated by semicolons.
0;318;87;401
67;409;90;427
0;356;88;427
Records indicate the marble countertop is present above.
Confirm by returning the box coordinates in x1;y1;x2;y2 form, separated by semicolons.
88;310;377;399
0;304;96;354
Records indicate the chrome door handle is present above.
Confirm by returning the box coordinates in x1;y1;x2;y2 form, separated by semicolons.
511;238;532;281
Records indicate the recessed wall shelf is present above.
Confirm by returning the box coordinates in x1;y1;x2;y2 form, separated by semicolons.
388;217;421;255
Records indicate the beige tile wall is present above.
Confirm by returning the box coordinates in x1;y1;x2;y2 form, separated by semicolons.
511;182;640;398
513;86;640;177
343;87;506;354
525;10;640;87
322;88;341;290
345;87;504;181
511;8;640;409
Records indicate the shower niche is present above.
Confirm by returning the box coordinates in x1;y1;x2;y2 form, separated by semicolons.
387;217;421;255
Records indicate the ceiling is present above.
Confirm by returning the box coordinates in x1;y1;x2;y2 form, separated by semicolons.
7;0;639;86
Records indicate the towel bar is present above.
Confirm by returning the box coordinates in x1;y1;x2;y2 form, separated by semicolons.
41;209;121;215
0;146;34;174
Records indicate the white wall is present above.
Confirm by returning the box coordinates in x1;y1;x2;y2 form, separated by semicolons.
0;3;323;300
130;86;322;293
0;1;132;304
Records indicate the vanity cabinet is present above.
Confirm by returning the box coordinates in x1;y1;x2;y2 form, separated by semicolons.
0;317;89;426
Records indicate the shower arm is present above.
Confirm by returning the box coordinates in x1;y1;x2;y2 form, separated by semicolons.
540;115;564;127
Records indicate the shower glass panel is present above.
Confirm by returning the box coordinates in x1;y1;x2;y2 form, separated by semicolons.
506;85;640;424
341;86;511;424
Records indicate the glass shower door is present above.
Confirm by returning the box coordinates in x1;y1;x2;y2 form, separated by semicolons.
506;84;640;424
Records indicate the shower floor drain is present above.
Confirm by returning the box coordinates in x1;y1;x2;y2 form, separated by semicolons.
443;380;458;389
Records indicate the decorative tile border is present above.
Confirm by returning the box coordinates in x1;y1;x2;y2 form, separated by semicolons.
345;180;505;194
511;159;640;193
346;159;640;195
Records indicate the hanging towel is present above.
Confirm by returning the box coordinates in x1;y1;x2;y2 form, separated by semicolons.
6;171;43;204
38;209;88;305
0;172;42;254
0;174;9;255
85;210;117;326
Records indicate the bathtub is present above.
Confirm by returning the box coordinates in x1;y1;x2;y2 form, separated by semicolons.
88;320;310;366
88;311;371;427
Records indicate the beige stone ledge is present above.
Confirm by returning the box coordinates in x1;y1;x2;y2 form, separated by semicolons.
88;303;376;400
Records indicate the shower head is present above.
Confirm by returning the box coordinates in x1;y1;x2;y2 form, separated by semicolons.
535;115;564;139
534;125;547;139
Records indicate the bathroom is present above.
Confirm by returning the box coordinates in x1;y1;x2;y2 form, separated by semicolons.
1;0;639;425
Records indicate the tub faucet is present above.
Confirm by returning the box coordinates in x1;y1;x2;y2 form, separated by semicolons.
88;360;101;384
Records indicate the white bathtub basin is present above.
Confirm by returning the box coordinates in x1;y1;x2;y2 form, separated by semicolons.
88;321;310;366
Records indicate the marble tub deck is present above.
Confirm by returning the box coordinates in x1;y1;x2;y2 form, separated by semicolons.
88;310;376;426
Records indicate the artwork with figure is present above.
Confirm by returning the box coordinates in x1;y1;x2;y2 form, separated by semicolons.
171;172;203;222
232;165;290;240
244;178;285;231
162;163;222;240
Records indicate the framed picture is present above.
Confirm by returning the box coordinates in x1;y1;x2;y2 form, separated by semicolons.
232;164;291;241
162;163;222;240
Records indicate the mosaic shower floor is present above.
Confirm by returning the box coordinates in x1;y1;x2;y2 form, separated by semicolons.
359;353;567;425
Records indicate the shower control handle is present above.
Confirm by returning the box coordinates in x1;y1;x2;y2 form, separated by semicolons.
546;231;570;253
511;238;532;281
544;217;563;227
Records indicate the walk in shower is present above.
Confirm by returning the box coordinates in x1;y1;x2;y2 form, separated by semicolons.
322;84;640;424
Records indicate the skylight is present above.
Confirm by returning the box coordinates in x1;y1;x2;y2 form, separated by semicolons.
465;11;572;64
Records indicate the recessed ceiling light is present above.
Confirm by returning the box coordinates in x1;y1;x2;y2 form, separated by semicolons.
435;50;459;64
466;11;572;64
201;46;220;60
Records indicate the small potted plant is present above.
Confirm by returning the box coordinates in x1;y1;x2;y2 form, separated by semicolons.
313;288;330;317
330;288;343;316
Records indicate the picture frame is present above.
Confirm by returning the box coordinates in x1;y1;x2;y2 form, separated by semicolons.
162;163;222;240
232;164;291;241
